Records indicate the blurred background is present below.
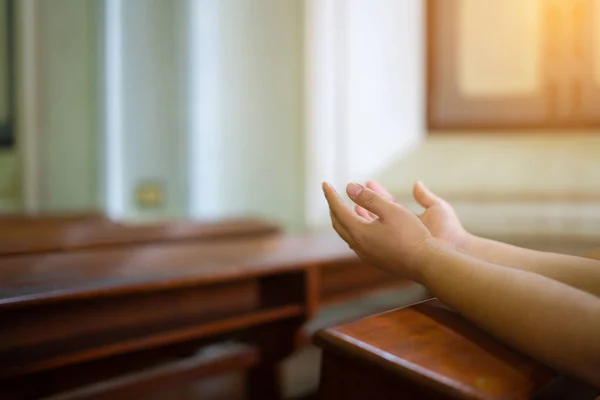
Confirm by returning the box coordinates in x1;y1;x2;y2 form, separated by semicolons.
2;1;600;398
1;0;600;246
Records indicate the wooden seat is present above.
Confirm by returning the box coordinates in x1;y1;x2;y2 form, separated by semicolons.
315;299;599;400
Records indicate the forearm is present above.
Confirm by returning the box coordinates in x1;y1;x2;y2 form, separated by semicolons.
457;233;600;296
417;242;600;386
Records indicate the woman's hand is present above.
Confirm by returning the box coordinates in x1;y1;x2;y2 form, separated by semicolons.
412;181;468;248
322;182;436;283
355;181;468;249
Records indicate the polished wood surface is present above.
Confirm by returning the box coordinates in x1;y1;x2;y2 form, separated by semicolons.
0;232;402;308
1;267;307;399
316;299;598;399
0;218;280;256
0;227;409;399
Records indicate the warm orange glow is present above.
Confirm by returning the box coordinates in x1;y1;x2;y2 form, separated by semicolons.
594;0;600;87
458;0;542;97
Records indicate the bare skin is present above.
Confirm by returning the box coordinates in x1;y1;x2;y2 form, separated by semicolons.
323;181;600;386
356;180;600;297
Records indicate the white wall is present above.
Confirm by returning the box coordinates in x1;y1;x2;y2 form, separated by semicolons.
0;0;7;122
0;150;18;211
189;0;305;230
376;132;600;237
101;0;305;228
345;0;424;179
14;0;191;218
37;0;100;211
305;0;424;228
379;133;600;196
119;0;188;220
15;0;100;213
0;0;19;212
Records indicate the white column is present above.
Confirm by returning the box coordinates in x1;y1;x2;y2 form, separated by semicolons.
304;0;425;228
16;0;40;212
102;0;125;219
304;0;350;227
187;0;222;219
345;0;425;180
186;1;305;229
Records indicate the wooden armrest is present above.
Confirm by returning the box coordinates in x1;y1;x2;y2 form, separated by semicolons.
45;343;259;400
315;299;598;399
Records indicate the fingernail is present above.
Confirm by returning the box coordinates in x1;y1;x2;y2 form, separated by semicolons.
346;182;364;198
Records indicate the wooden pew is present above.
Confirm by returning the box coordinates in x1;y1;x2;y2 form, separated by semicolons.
0;216;281;399
0;212;411;311
315;299;599;399
0;213;414;398
0;237;312;399
0;231;411;399
0;217;281;257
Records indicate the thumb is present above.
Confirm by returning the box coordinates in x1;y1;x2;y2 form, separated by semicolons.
413;181;443;209
346;182;395;219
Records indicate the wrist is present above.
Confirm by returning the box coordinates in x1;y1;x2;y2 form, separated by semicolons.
454;230;477;253
410;238;444;285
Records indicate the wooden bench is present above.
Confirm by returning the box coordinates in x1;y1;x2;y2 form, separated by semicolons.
0;228;414;399
0;250;308;399
0;215;416;398
315;299;599;399
0;217;281;257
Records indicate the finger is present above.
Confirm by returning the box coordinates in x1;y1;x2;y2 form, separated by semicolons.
366;181;395;202
346;182;395;220
329;210;353;244
355;204;378;221
413;181;443;209
322;182;367;232
354;205;373;220
354;249;368;261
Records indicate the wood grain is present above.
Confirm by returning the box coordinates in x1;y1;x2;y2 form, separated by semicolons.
0;218;280;256
0;222;416;400
0;233;362;309
316;299;561;400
